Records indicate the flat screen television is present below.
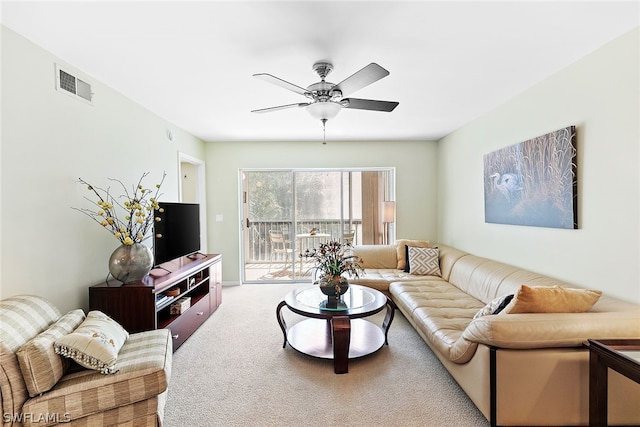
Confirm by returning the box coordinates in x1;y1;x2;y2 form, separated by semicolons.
153;202;200;266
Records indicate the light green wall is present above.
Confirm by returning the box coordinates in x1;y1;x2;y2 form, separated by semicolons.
437;27;639;303
204;140;438;283
0;26;206;312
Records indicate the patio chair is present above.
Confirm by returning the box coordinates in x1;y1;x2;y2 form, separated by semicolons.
342;229;355;245
268;230;293;271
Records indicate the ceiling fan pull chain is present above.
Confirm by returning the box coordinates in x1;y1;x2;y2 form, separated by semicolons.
321;118;327;145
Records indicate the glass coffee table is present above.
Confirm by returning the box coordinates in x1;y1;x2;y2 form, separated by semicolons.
276;284;395;374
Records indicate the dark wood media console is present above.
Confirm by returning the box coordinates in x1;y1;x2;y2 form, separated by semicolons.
89;253;222;351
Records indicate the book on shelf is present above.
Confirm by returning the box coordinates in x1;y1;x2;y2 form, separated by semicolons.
155;294;173;306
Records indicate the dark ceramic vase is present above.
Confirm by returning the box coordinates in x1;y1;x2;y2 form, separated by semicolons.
318;276;349;300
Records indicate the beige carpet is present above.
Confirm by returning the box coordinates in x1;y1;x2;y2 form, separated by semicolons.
164;284;489;427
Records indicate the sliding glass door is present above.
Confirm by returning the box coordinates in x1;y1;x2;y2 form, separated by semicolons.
241;168;394;283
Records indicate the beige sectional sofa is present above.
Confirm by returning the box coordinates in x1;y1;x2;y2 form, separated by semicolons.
0;295;171;426
350;242;640;427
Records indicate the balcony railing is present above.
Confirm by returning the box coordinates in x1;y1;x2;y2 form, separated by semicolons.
246;219;362;263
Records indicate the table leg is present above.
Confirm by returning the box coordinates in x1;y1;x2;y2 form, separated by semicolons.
589;349;608;426
382;297;396;345
331;316;351;374
276;300;288;348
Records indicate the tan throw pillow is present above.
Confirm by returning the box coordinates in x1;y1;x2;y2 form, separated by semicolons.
16;309;85;396
408;246;441;276
396;239;430;270
502;284;602;314
54;310;129;374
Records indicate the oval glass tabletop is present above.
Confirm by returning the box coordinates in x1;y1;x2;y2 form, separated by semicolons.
294;285;377;312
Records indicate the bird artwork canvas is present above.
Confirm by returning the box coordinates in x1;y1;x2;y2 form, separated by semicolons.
483;126;577;229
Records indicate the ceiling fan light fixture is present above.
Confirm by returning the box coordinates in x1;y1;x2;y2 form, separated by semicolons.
252;62;398;125
306;101;341;120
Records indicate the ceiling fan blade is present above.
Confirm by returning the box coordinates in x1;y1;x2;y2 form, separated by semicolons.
332;63;390;97
251;103;310;113
341;98;399;112
253;73;309;96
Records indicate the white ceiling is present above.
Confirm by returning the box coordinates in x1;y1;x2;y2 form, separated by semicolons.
2;1;638;143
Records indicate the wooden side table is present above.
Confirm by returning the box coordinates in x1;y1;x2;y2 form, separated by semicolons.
586;339;640;427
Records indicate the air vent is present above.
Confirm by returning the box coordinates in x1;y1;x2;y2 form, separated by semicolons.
55;64;93;104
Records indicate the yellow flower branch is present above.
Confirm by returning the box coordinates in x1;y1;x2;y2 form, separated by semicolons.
73;172;166;245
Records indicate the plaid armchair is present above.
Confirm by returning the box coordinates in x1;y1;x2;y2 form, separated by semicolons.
0;295;171;426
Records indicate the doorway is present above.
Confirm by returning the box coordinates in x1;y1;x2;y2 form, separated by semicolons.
178;152;207;253
240;168;395;283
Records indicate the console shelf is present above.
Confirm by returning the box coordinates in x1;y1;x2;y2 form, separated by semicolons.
89;253;222;351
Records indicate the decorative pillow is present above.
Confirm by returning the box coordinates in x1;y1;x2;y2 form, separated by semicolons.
408;246;441;276
405;245;440;273
492;294;514;314
16;309;85;396
396;239;430;271
501;284;602;314
55;310;129;374
472;295;514;320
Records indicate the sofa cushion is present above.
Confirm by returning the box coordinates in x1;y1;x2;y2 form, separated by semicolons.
16;309;85;397
390;280;484;363
350;268;446;293
408;246;441;276
55;311;129;374
396;239;430;270
448;254;570;304
435;244;469;282
502;284;602;314
352;245;398;269
22;329;171;426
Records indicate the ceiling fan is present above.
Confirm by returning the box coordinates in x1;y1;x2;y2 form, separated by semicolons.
251;62;399;126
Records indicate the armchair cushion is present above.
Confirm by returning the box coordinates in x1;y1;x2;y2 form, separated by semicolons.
0;295;61;352
16;309;85;397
